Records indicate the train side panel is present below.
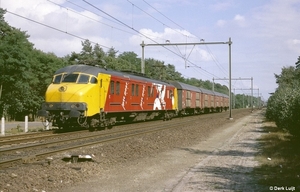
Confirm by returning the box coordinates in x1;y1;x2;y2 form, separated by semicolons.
104;75;175;112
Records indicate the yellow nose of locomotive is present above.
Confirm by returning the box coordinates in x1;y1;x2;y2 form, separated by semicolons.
46;84;90;103
41;73;99;117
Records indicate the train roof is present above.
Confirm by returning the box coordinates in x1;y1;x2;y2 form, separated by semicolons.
169;81;228;97
213;91;229;98
199;87;215;95
54;64;174;86
169;81;201;92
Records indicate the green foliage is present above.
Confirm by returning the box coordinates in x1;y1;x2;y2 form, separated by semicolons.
0;9;66;119
266;60;300;137
295;56;300;70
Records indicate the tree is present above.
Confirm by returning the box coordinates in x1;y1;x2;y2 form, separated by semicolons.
0;9;67;120
107;47;118;58
93;43;106;67
274;66;298;87
266;57;300;137
118;51;141;72
0;9;35;118
295;56;300;70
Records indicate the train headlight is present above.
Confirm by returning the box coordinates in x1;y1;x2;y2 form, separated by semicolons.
48;104;53;108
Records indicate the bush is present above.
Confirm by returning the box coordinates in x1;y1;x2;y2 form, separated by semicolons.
266;85;300;137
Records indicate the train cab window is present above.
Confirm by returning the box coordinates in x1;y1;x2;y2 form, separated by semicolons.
135;84;139;96
53;74;63;84
131;84;135;96
116;81;120;95
110;81;115;94
90;76;98;84
62;74;79;83
78;74;90;84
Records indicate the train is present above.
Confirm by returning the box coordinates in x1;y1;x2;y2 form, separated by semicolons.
38;64;229;130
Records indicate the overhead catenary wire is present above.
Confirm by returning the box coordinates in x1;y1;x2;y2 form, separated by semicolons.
62;0;169;42
47;0;137;37
6;1;231;88
82;0;189;62
138;1;230;84
6;10;112;50
126;0;189;37
142;0;186;31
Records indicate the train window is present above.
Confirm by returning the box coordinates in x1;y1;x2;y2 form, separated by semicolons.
186;91;191;99
131;84;135;96
78;74;90;84
116;81;120;95
151;87;153;97
169;90;173;98
148;86;153;97
90;76;98;84
62;74;79;83
53;74;62;84
135;84;139;96
147;86;150;97
110;81;115;94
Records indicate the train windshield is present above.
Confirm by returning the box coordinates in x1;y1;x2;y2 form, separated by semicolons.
53;74;63;84
78;74;90;84
62;74;79;83
53;73;97;84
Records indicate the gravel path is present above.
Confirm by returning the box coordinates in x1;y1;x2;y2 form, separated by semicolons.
62;110;264;192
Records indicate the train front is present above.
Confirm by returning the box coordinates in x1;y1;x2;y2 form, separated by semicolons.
38;71;99;129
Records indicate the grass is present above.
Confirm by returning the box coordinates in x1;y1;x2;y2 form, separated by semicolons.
253;120;300;188
4;126;44;135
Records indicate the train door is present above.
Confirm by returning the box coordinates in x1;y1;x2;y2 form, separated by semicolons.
186;91;191;107
98;73;111;112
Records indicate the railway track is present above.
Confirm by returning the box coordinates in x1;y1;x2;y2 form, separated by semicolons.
0;115;200;169
0;130;54;145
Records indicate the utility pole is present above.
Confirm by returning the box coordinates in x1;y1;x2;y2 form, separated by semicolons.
141;41;145;74
141;38;233;119
213;77;253;112
233;88;259;111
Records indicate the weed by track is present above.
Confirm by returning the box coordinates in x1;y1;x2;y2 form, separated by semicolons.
253;120;300;190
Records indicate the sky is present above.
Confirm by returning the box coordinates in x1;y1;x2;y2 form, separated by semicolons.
2;0;300;101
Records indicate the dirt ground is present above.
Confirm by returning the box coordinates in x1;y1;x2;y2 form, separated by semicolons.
61;110;264;192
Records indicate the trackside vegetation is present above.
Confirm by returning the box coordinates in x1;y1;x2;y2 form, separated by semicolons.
254;57;300;189
266;56;300;137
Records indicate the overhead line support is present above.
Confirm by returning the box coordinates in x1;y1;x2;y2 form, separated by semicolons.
141;37;233;119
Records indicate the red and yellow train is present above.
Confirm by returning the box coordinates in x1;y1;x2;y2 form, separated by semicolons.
38;64;229;130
